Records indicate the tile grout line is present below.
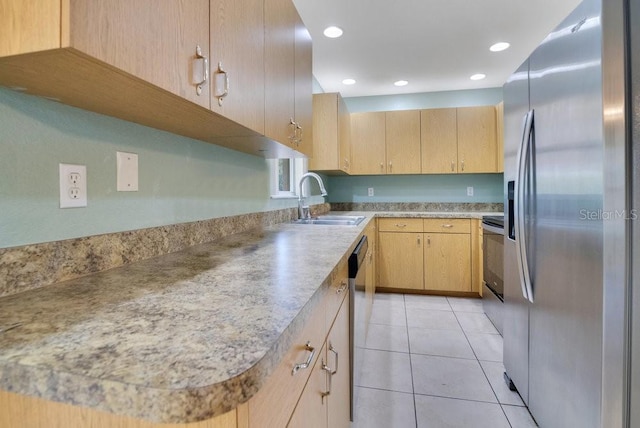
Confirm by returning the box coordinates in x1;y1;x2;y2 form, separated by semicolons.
448;297;515;428
403;294;419;428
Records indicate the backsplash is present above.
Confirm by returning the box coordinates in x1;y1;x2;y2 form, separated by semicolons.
331;202;503;212
0;204;331;298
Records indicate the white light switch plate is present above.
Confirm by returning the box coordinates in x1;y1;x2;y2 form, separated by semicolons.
467;186;474;196
59;163;87;208
116;151;138;192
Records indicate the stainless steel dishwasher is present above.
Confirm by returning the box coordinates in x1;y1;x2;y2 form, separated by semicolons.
348;235;368;421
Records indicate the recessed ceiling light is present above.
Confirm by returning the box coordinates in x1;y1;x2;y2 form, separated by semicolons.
323;26;343;38
342;78;356;85
470;74;486;81
490;42;510;52
394;80;409;87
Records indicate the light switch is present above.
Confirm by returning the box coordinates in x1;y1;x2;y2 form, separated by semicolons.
116;151;138;192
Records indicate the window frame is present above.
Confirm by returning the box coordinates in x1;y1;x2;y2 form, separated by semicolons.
269;158;307;199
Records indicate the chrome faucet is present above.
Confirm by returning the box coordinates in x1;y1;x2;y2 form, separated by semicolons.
298;172;328;219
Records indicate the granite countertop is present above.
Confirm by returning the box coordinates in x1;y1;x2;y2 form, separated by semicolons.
0;210;499;423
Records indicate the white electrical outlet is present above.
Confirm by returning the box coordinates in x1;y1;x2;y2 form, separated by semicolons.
467;186;474;197
59;164;87;208
368;187;374;197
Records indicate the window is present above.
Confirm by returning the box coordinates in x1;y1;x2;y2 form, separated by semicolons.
269;158;307;198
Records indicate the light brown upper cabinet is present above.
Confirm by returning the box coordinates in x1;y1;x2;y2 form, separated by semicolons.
350;112;387;174
293;13;313;157
0;0;313;158
210;0;265;133
496;101;505;172
62;0;211;108
421;108;458;173
309;93;351;174
264;0;312;156
457;106;498;173
422;106;498;174
350;110;420;175
385;110;421;174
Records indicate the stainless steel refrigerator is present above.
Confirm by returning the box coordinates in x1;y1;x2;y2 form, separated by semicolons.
503;0;639;427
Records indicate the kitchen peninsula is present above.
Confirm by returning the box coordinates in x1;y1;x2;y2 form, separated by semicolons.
0;209;498;427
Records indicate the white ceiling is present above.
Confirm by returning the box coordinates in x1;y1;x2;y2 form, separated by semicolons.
292;0;581;98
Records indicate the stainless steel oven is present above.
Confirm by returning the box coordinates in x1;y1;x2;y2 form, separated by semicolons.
482;215;504;335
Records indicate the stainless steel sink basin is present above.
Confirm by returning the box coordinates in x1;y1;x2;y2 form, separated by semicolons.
292;215;366;226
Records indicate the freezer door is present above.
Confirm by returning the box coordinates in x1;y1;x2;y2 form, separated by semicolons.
502;59;531;405
527;0;604;427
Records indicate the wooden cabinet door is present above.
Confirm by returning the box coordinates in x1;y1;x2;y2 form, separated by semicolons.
327;296;350;428
0;0;61;56
424;233;471;292
421;108;458;173
385;110;421;174
337;94;351;173
68;0;210;108
378;232;424;290
265;0;296;147
496;102;504;172
350;112;386;175
457;106;497;173
310;93;350;173
294;12;313;157
210;0;265;133
310;94;338;171
287;342;328;428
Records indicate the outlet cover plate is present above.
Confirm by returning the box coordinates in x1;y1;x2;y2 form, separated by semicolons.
467;186;474;197
117;151;139;192
59;163;87;208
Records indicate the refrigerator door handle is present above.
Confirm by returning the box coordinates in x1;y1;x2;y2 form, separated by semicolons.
514;109;535;303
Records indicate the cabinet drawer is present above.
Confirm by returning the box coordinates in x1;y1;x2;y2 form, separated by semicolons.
378;218;423;232
248;295;326;428
423;218;471;234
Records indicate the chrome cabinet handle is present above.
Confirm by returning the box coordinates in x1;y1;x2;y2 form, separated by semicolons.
417;236;421;246
394;223;407;228
295;122;303;145
441;224;454;228
461;160;465;172
427;237;431;246
213;62;229;106
289;118;297;144
321;358;332;402
328;342;338;375
194;45;209;96
336;280;347;294
380;162;384;172
292;342;315;375
451;161;455;172
389;161;393;172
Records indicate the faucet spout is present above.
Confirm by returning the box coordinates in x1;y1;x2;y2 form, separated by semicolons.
298;172;328;219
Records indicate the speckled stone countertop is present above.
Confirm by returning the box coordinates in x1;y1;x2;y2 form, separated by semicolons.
370;211;501;219
0;211;499;423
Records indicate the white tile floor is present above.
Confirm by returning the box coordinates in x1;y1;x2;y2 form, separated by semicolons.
352;293;538;428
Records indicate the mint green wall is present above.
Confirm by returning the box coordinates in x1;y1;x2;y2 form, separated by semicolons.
327;174;503;203
0;88;315;249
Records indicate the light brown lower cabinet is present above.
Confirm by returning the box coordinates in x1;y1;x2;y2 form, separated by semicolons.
377;218;481;294
288;294;350;428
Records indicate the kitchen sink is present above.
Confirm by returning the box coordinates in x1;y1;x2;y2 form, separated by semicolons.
292;215;366;226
